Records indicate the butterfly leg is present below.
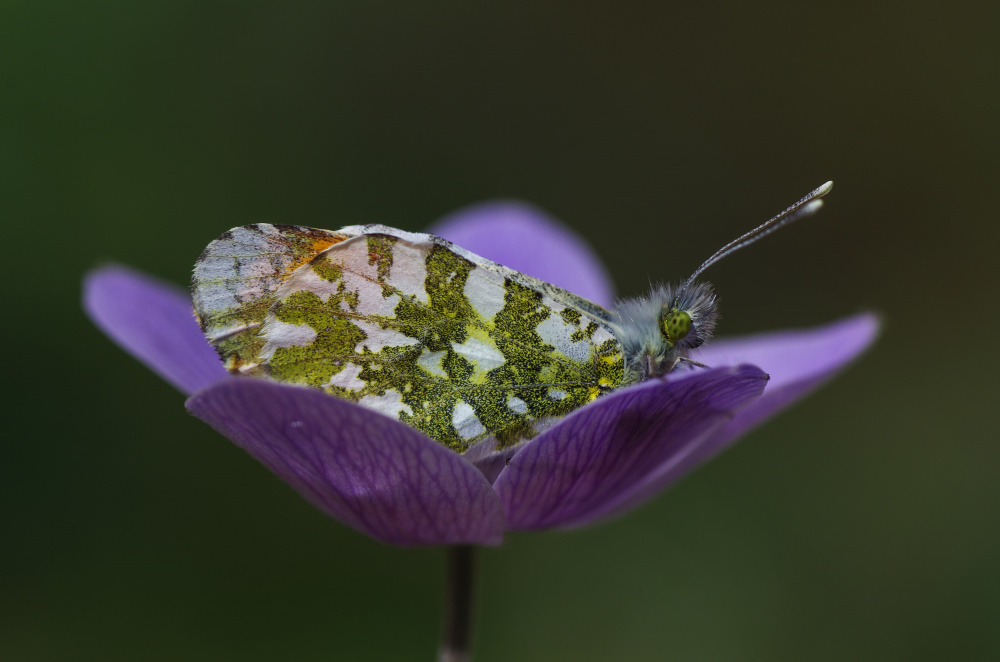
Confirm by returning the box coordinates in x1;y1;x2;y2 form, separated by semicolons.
674;357;710;371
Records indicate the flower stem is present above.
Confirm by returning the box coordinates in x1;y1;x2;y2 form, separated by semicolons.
439;545;476;662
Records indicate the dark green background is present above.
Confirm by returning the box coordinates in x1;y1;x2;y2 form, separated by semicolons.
4;2;997;660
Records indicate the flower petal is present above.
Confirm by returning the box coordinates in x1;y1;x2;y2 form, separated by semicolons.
427;201;615;308
691;312;880;456
186;379;507;547
493;365;769;531
83;265;227;395
601;313;880;520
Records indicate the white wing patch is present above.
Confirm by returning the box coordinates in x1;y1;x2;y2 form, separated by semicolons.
507;396;528;414
452;401;486;440
453;334;506;378
465;275;506;319
351;319;417;352
359;389;413;419
275;260;344;301
536;311;595;362
417;348;449;378
328;362;366;390
258;319;319;360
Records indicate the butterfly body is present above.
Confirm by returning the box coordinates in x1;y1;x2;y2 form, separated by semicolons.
191;183;830;454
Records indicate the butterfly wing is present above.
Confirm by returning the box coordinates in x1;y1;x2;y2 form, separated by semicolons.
194;224;625;452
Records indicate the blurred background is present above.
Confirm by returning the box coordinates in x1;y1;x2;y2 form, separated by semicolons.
3;2;997;660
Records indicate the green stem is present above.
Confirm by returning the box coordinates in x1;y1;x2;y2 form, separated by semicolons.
439;545;476;662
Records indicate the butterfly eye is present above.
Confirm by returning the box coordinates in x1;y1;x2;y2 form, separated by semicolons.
661;309;692;345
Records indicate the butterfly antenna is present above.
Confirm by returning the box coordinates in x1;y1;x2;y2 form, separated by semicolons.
672;181;833;308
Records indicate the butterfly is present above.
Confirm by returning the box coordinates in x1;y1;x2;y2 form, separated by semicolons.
191;182;831;454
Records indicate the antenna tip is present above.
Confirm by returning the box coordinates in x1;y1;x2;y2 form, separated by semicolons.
801;199;825;216
815;181;834;197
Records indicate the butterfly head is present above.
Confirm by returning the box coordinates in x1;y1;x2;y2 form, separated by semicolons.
614;281;718;382
660;281;718;350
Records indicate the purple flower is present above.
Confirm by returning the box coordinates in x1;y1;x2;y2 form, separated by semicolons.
83;201;878;547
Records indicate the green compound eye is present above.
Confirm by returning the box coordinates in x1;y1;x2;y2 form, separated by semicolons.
661;309;692;344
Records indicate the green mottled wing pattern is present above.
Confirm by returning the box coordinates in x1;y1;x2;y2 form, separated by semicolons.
193;224;625;452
